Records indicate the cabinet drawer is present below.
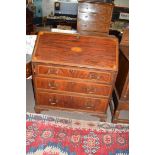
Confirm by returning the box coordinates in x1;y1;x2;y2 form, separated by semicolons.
77;22;109;32
35;65;113;84
78;3;113;14
78;12;111;23
36;91;64;107
36;91;108;112
35;77;112;97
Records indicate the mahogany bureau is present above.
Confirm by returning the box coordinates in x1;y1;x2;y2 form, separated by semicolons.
32;32;118;121
77;2;114;36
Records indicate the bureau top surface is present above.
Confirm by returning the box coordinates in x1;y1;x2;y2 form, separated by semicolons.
32;32;118;71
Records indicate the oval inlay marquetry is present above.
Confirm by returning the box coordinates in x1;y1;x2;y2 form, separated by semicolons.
71;47;82;53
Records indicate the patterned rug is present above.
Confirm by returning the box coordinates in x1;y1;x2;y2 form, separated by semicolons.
26;112;129;155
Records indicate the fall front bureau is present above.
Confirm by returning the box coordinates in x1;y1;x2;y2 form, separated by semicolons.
32;32;118;121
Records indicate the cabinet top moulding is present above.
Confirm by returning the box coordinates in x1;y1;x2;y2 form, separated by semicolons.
32;32;118;71
78;1;114;5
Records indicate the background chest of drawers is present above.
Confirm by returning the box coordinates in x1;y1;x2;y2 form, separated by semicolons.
111;46;129;123
110;29;129;123
32;32;118;121
77;2;114;36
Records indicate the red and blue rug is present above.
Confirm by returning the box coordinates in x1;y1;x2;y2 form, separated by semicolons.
26;112;129;155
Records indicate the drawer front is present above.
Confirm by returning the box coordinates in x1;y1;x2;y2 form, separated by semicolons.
78;12;111;23
78;3;113;14
77;22;109;32
35;65;113;84
36;91;64;107
37;91;108;112
35;77;112;97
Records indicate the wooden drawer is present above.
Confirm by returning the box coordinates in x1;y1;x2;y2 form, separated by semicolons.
36;91;64;107
35;77;112;97
78;12;111;23
77;21;109;32
34;65;113;84
36;91;108;112
78;3;113;15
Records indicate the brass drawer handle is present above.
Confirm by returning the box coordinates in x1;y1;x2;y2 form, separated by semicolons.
86;87;96;94
85;102;95;109
89;72;100;80
47;68;59;74
50;102;57;105
48;98;58;105
85;106;93;109
48;81;58;89
69;69;76;74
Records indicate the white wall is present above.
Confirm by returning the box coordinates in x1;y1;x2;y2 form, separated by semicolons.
42;0;54;17
42;0;78;17
26;35;37;55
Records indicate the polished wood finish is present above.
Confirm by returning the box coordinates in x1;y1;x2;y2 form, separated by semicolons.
77;2;114;35
34;76;112;97
32;33;117;70
32;32;118;121
35;65;114;84
36;91;108;112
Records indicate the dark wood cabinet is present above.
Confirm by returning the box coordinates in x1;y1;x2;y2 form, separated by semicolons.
26;8;34;35
77;2;114;36
32;32;118;121
111;28;129;123
111;45;129;123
